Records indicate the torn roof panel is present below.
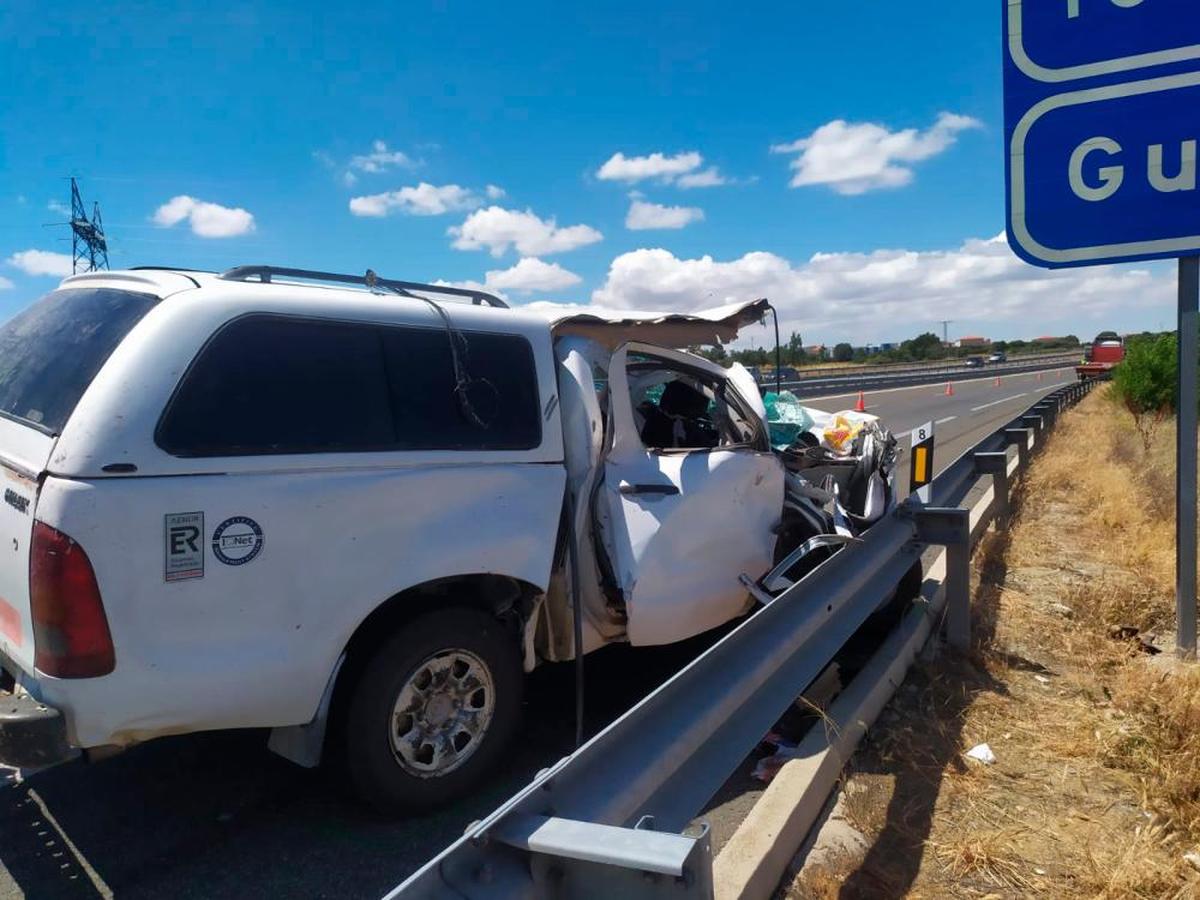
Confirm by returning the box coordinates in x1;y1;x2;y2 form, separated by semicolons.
530;298;771;349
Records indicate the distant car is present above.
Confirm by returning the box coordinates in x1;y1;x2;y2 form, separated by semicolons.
965;356;985;369
987;351;1007;364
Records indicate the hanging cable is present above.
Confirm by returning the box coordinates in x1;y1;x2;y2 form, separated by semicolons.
371;270;496;429
770;303;783;395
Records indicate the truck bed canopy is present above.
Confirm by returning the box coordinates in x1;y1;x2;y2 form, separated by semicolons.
536;298;771;349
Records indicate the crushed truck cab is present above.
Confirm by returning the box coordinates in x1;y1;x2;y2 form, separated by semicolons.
0;266;897;812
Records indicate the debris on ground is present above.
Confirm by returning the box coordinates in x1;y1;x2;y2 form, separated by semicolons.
963;743;995;765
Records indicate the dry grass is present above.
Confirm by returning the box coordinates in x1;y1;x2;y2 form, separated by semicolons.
782;388;1200;899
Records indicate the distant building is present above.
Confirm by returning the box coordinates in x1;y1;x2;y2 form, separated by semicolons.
955;336;991;349
803;344;830;359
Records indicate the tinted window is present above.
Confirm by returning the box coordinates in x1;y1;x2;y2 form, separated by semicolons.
158;317;393;456
0;288;159;434
158;315;541;456
380;327;541;450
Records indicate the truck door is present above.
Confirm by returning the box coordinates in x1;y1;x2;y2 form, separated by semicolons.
597;343;785;646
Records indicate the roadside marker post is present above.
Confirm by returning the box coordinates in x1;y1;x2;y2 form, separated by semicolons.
909;421;935;504
1003;0;1199;657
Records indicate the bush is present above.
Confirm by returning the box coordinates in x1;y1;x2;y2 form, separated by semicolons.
1111;333;1178;449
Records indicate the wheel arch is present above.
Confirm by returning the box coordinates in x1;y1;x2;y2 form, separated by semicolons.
320;573;542;760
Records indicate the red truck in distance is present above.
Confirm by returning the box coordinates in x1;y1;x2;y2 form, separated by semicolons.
1076;331;1125;381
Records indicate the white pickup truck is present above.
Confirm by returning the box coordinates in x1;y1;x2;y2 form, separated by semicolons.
0;266;896;812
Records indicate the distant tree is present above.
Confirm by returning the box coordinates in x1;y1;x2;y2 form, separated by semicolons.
833;342;854;362
993;340;1008;352
784;331;805;366
1112;333;1180;450
693;344;727;363
730;346;770;367
900;332;945;361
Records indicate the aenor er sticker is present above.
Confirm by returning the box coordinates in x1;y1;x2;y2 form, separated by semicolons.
212;516;264;566
165;511;205;582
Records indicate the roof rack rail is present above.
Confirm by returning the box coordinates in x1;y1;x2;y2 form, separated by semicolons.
219;265;509;308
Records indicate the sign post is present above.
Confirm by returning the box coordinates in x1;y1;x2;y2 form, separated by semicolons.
1003;0;1199;657
1178;259;1198;655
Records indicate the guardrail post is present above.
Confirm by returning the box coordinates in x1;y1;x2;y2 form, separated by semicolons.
974;451;1011;528
1004;427;1031;473
1034;401;1056;429
1020;414;1044;446
915;508;972;650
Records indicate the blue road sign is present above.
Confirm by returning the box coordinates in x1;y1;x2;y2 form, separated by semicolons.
1004;0;1200;269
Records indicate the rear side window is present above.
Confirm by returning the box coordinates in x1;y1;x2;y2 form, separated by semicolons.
0;288;159;434
157;315;542;456
379;327;541;451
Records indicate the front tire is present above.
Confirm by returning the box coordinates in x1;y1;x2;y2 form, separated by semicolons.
341;607;523;814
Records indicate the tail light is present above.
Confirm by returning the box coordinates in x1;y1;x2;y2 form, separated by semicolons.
30;521;115;678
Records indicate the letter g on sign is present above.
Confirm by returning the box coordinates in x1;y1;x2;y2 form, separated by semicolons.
1069;137;1124;201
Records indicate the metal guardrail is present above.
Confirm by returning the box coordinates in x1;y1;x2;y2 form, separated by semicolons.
773;353;1080;400
775;351;1078;382
385;376;1108;900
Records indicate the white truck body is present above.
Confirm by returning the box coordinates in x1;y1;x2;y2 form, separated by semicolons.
0;268;787;794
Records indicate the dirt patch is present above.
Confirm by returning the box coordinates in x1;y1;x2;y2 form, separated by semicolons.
783;389;1200;899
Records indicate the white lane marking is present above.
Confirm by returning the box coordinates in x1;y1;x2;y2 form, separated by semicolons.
894;415;958;442
798;367;1077;404
971;392;1029;412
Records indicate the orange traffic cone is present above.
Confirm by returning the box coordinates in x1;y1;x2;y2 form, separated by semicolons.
994;376;1002;387
945;381;954;396
1037;371;1043;382
855;391;867;412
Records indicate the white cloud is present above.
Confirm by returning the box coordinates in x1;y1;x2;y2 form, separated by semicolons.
6;249;73;277
590;233;1172;344
625;198;704;231
597;151;732;189
675;167;728;189
597;151;703;184
483;257;581;293
47;200;70;217
485;184;506;200
349;140;418;174
771;112;982;195
349;183;481;217
153;195;255;238
449;206;602;257
0;276;12;290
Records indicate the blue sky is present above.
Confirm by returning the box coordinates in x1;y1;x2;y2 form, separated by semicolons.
0;1;1175;345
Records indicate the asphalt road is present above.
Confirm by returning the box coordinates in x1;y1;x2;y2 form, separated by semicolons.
802;365;1079;495
0;365;1078;900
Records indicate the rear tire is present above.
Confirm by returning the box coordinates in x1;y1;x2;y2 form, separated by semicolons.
341;607;522;814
